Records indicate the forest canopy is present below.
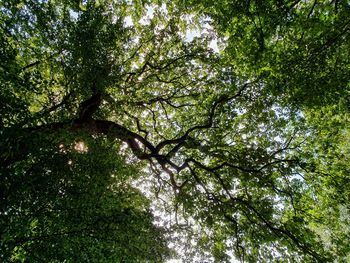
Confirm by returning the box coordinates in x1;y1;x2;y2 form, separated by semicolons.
1;0;350;262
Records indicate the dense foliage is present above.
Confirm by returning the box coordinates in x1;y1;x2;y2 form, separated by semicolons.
1;0;349;262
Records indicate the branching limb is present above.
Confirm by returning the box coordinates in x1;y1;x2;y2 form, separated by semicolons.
155;83;250;153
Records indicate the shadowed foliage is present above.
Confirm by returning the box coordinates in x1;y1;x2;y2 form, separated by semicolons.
1;0;350;262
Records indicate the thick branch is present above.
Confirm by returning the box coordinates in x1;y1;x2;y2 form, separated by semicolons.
77;83;101;122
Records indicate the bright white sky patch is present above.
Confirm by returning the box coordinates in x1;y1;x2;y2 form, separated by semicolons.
209;39;219;52
124;15;133;27
184;20;220;53
185;29;201;42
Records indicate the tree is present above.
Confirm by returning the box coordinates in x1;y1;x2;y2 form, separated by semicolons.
1;134;171;262
180;0;350;107
1;0;349;262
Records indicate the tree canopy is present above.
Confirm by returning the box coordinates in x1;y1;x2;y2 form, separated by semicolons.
1;0;350;262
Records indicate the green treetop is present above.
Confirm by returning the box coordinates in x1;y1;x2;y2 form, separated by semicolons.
1;0;350;262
